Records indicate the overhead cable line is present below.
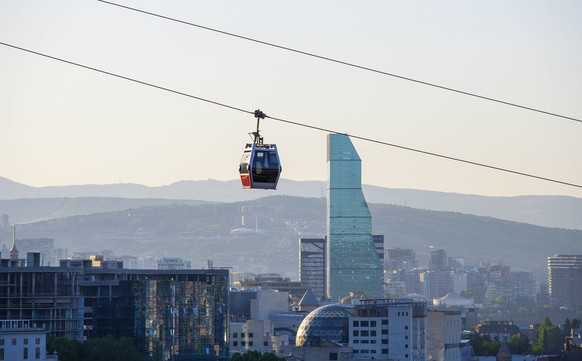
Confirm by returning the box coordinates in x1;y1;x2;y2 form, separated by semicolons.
97;0;582;125
1;41;581;190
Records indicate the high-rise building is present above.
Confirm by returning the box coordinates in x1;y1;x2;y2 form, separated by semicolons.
430;249;447;271
548;254;582;311
386;247;418;273
299;238;326;300
326;134;383;300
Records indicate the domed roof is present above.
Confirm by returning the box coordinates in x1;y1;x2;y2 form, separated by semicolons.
295;304;352;347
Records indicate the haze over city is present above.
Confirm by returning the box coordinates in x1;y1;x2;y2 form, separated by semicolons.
1;3;582;360
2;0;582;197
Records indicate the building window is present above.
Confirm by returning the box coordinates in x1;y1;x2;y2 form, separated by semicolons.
248;332;254;338
0;340;3;346
382;319;388;325
371;321;376;327
264;341;269;347
35;338;40;345
353;330;359;336
382;339;388;344
24;338;28;345
371;330;376;337
405;326;408;330
382;329;388;335
233;332;238;338
23;348;29;360
382;349;388;354
353;321;359;327
11;339;16;346
0;348;4;360
233;341;238;346
329;352;338;360
361;321;369;327
241;333;246;338
361;330;369;337
241;341;246;347
249;341;253;346
35;347;41;360
405;344;408;348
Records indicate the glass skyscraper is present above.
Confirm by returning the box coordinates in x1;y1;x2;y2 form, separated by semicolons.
326;134;383;300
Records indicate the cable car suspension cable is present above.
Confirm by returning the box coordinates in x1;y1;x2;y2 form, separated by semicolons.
97;0;582;125
1;40;580;190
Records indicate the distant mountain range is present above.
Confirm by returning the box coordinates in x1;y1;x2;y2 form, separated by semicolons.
1;176;581;230
1;195;580;282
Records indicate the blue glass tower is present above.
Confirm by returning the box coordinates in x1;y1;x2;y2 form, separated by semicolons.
326;134;383;300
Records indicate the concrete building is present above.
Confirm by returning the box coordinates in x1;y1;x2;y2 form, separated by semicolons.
299;238;326;300
426;310;462;361
229;289;297;357
326;134;383;300
547;254;582;311
350;298;427;361
423;270;454;301
0;320;50;361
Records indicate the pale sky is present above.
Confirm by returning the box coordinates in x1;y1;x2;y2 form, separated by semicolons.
1;1;581;197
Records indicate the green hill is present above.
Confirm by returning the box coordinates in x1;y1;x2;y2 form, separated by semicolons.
2;196;579;281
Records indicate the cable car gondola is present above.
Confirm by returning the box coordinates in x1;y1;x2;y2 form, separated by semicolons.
239;110;282;190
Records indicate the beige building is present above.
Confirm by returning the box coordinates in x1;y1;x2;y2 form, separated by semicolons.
426;310;462;361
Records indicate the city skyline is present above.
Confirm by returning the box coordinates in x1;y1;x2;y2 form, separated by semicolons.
1;1;582;198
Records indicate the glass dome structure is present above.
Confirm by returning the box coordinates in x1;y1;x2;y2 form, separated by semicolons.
295;304;353;347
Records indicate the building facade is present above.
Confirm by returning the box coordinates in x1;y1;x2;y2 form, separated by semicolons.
0;260;230;360
326;134;383;300
547;254;582;311
299;238;326;300
350;298;427;361
426;310;462;361
0;320;50;361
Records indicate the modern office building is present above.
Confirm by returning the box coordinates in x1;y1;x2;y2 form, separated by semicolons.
299;238;326;300
386;247;418;273
548;254;582;311
326;134;383;300
0;258;230;361
429;249;447;271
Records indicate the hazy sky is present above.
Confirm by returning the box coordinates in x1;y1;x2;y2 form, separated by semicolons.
1;1;581;197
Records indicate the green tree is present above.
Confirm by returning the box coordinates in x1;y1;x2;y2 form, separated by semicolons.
508;334;530;355
468;333;501;356
80;336;142;361
46;336;81;361
532;317;564;354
